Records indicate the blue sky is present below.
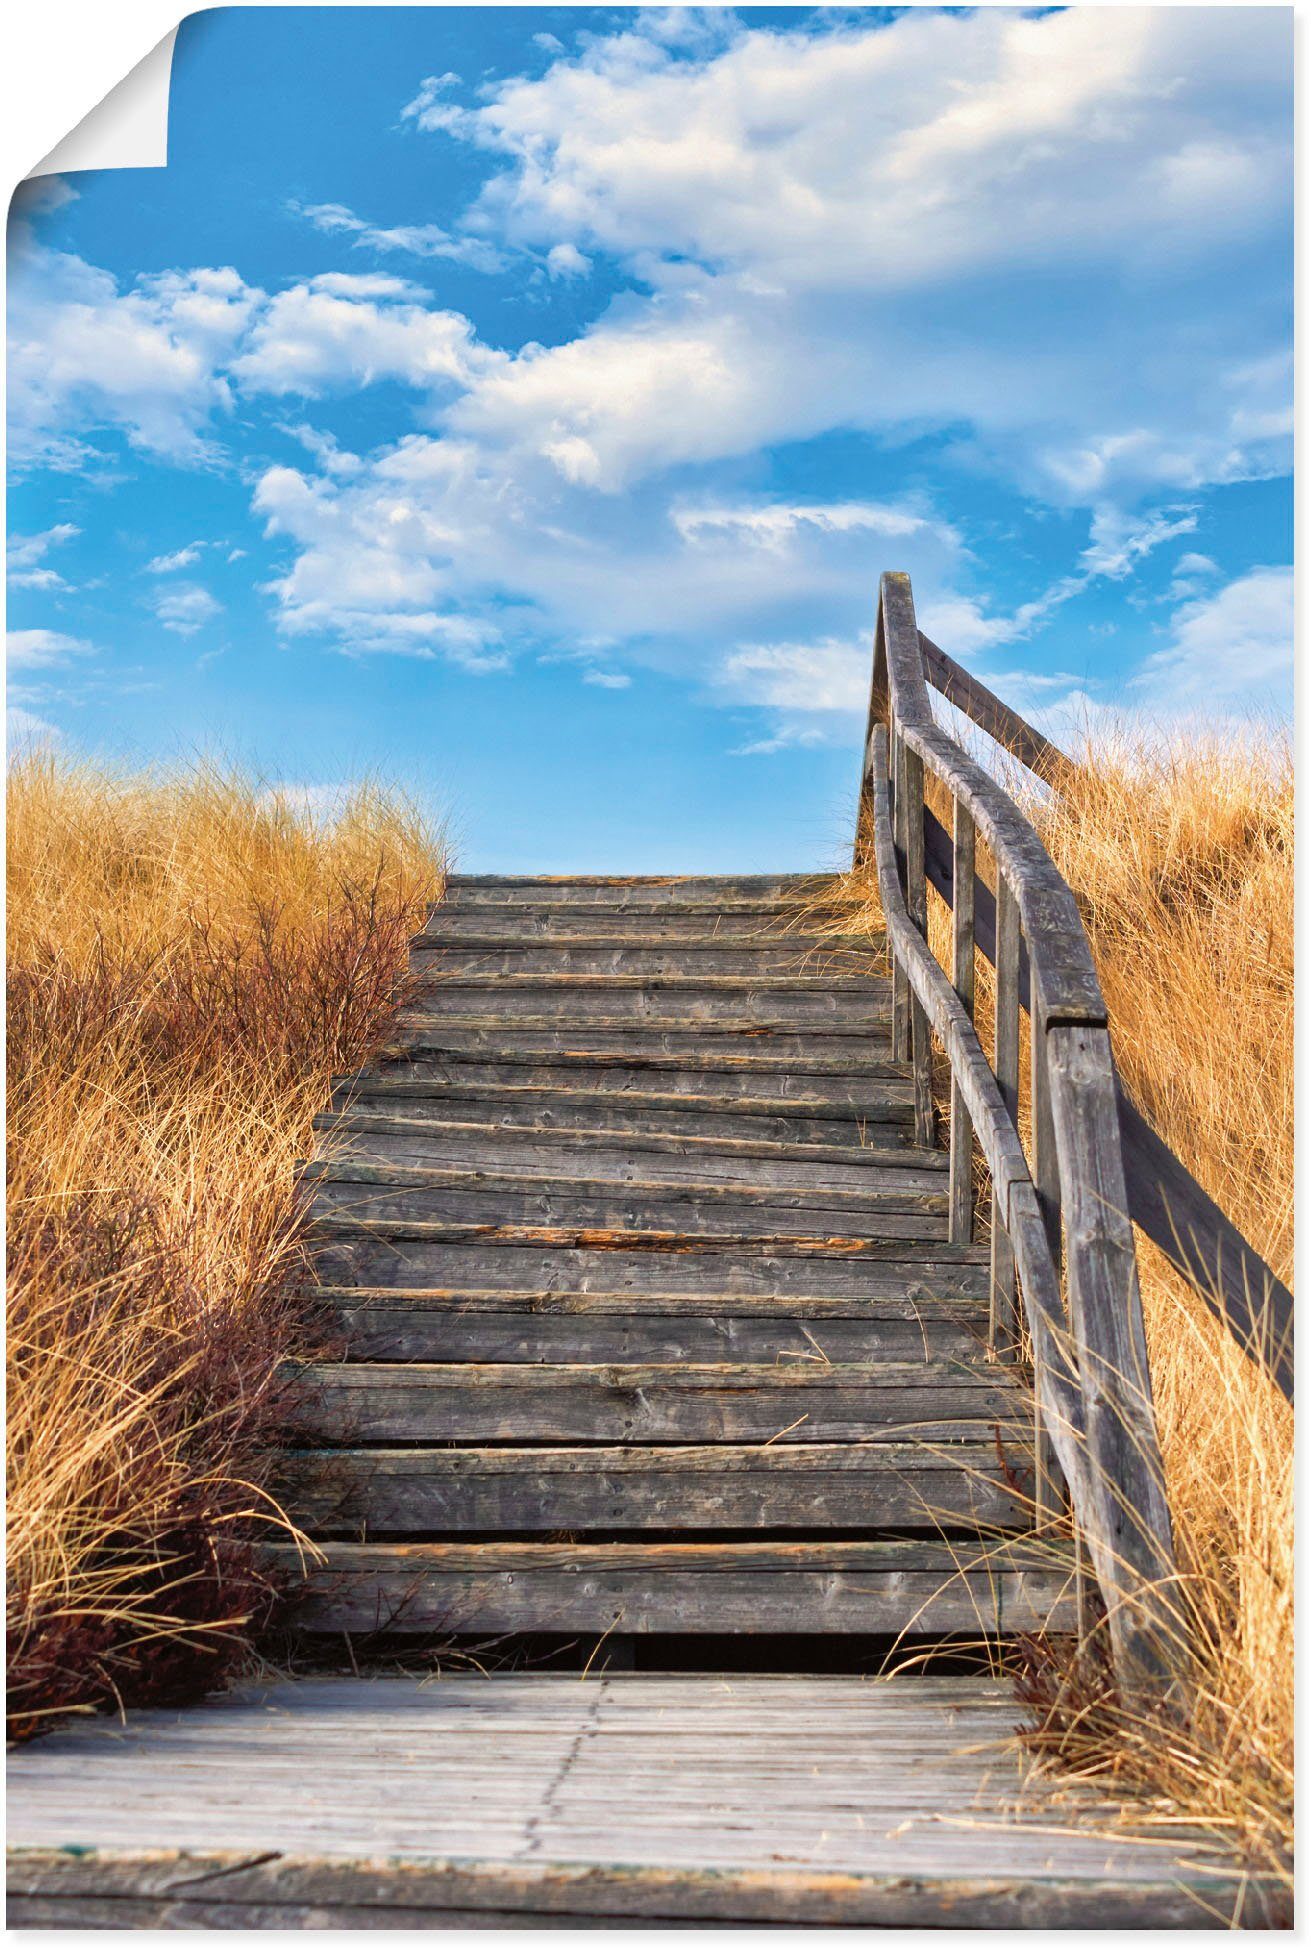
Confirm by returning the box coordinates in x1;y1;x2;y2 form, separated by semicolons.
7;5;1293;870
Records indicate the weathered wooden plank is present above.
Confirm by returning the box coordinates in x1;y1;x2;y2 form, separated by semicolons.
303;1174;951;1242
991;876;1021;1356
949;800;977;1244
311;1122;945;1196
387;1022;896;1062
923;801;1292;1402
307;1234;992;1299
918;632;1070;784
372;1048;912;1090
263;1538;1075;1635
276;1441;1029;1534
330;1084;913;1148
410;945;887;982
1045;1022;1179;1693
313;1297;987;1364
282;1360;1025;1443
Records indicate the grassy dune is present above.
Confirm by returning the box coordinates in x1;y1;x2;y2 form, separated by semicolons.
7;753;443;1734
839;723;1293;1878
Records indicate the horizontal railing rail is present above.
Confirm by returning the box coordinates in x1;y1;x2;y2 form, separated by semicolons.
917;634;1292;1405
857;572;1181;1695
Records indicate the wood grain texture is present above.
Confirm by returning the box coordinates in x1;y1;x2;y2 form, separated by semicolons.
10;1678;1281;1925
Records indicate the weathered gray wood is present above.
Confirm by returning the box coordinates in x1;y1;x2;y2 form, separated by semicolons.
1045;1023;1180;1693
1029;999;1063;1523
405;981;891;1028
918;633;1070;784
991;876;1021;1357
331;1083;913;1148
373;1049;913;1091
302;1166;952;1242
265;1538;1076;1635
316;1296;986;1364
923;800;1292;1403
277;1441;1030;1534
311;1115;946;1194
949;800;977;1244
871;574;1105;1028
12;1676;1282;1924
410;943;884;980
900;736;936;1150
307;1238;992;1301
283;1360;1027;1444
891;731;910;1062
388;1021;897;1062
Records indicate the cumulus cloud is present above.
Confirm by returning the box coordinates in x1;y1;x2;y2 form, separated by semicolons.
149;583;222;635
7;627;95;670
424;7;1289;499
7;523;79;590
1137;566;1292;711
7;243;260;467
145;543;203;573
229;273;488;397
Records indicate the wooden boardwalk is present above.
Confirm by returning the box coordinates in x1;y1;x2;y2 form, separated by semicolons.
9;575;1289;1927
7;1675;1278;1928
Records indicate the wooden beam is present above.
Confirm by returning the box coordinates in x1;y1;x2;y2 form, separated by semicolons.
922;802;1292;1404
919;633;1070;784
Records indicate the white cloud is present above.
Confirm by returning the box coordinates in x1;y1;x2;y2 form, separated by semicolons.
280;422;365;477
1137;565;1292;710
718;636;868;715
674;500;952;553
546;242;590;279
7;627;95;670
291;200;503;272
230;273;488;397
583;669;631;689
149;583;222;635
145;543;203;573
7;244;260;467
425;8;1289;500
7;523;79;590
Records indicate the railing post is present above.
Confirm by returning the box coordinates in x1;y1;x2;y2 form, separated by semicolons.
990;877;1020;1357
902;742;935;1150
890;729;910;1063
1029;999;1062;1524
949;800;976;1242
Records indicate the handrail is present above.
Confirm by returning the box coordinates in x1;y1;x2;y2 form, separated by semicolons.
857;572;1179;1696
916;637;1293;1405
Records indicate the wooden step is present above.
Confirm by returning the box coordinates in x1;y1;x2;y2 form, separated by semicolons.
329;1079;913;1147
307;1235;992;1300
441;874;836;907
263;1537;1076;1636
284;1360;1021;1444
386;1023;899;1062
308;1288;988;1363
368;1051;913;1096
277;1441;1030;1536
302;1164;950;1241
419;911;877;944
408;942;882;980
404;979;890;1027
310;1116;946;1195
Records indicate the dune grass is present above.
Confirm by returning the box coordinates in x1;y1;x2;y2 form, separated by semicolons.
7;752;444;1735
836;721;1293;1881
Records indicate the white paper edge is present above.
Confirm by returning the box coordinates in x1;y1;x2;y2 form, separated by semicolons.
28;26;179;179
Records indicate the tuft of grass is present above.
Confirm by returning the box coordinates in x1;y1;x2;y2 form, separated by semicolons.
835;721;1292;1883
7;751;444;1735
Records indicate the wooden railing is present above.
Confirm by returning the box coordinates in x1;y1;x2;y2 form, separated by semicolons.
857;572;1182;1694
914;633;1294;1408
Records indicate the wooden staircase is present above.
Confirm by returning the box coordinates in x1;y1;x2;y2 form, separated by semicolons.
273;874;1074;1647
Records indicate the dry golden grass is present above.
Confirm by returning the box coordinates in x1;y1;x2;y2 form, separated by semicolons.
7;751;444;1733
836;722;1292;1884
